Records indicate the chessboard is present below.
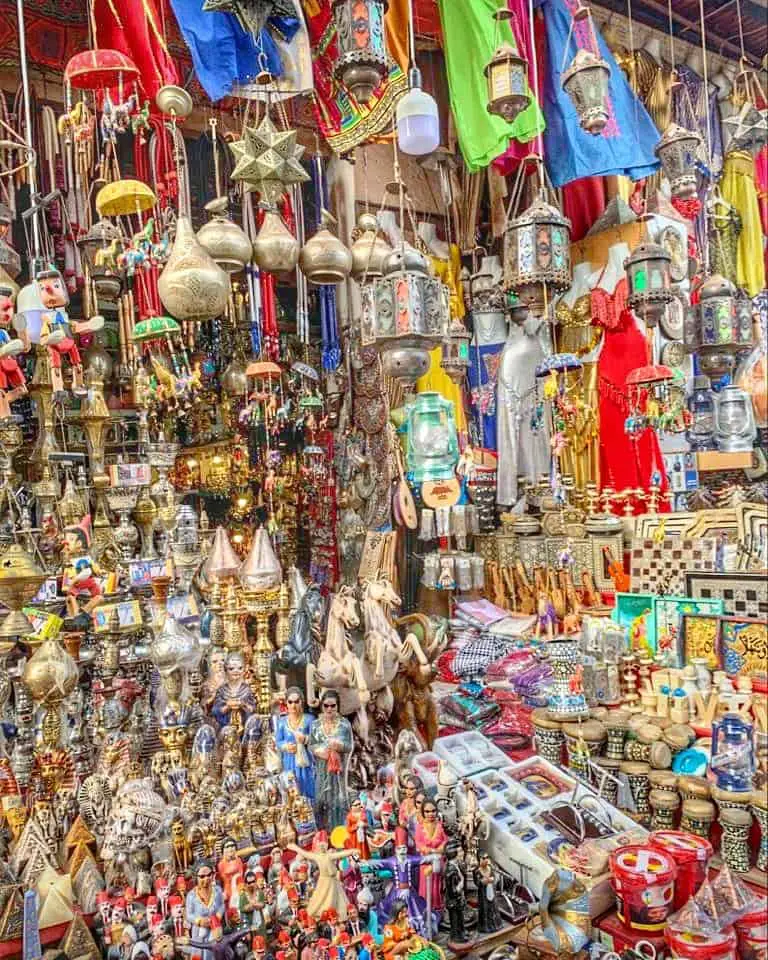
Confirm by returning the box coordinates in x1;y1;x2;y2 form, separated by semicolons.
630;537;716;595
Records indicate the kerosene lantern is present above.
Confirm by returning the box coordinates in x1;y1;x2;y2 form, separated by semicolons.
624;238;673;328
654;123;703;199
332;0;389;103
484;7;530;123
714;385;757;452
560;6;611;135
503;174;571;315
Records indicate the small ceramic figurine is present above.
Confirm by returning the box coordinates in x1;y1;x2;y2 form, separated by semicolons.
443;838;471;945
287;832;349;921
309;690;354;829
212;652;257;733
535;595;558;642
413;799;448;914
363;828;435;936
275;687;315;799
474;854;503;933
60;515;103;617
184;861;225;960
0;283;27;420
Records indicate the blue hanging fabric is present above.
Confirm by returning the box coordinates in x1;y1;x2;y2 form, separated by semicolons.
169;0;297;102
539;0;660;188
311;156;341;373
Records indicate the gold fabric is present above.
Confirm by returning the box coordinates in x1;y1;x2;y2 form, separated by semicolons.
416;244;467;433
720;150;766;296
560;362;600;494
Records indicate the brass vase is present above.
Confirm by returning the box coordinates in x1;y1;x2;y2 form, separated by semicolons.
23;637;78;705
350;212;392;279
299;210;353;284
253;207;300;274
158;215;230;322
197;197;253;274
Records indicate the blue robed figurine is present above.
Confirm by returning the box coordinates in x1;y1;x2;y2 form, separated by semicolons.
275;686;315;798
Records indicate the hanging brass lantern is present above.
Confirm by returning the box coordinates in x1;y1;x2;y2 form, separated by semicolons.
654;123;702;199
562;48;611;135
691;274;752;376
253;204;301;274
158;215;230;322
197;197;253;274
624;240;673;327
332;0;390;104
503;190;571;314
299;210;353;284
441;316;472;384
485;41;530;123
360;244;450;383
350;212;393;279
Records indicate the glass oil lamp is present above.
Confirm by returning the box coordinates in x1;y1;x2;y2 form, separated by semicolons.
714;385;757;452
332;0;389;104
405;391;459;482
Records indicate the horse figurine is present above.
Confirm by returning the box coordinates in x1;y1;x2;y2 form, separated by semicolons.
272;576;326;698
361;577;430;681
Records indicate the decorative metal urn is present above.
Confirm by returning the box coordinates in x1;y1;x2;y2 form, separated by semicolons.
624;240;673;327
197;197;253;273
360;244;450;383
332;0;389;103
299;210;353;284
504;191;571;314
350;212;393;279
158;215;230;322
654;123;703;199
562;48;611;135
0;544;46;645
253;205;301;274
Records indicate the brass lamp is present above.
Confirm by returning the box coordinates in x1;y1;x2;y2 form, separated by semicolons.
486;40;529;123
504;188;571;314
332;0;390;104
0;544;47;647
654;123;703;199
441;316;472;384
624;240;673;328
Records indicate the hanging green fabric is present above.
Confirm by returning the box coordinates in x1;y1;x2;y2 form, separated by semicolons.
437;0;545;172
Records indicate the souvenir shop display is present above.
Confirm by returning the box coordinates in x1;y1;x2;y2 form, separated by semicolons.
0;0;764;959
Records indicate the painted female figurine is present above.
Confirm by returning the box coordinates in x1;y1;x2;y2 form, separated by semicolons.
345;796;371;859
474;854;503;934
275;687;315;799
309;690;353;829
216;837;245;909
380;901;419;960
184;861;225;960
413;800;448;914
287;832;349;921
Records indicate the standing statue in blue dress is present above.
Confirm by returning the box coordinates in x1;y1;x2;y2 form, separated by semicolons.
275;686;315;799
184;861;225;960
309;690;353;829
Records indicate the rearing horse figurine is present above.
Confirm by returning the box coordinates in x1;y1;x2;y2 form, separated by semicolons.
361;577;430;680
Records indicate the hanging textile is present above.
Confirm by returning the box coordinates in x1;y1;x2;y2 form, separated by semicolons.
300;0;406;154
417;246;467;436
671;64;724;179
562;177;606;242
384;0;409;74
92;0;180;101
437;0;544;172
593;279;669;511
539;0;659;188
720;150;766;298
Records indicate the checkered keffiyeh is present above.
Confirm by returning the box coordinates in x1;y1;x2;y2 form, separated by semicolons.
452;633;513;679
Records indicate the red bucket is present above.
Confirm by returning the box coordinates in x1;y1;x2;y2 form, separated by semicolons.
736;899;768;960
664;926;737;959
648;830;712;909
609;844;677;932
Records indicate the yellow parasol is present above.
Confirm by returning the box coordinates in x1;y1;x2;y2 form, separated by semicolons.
96;180;156;218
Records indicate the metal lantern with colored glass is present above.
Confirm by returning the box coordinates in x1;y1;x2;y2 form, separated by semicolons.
360;245;450;383
332;0;389;104
503;191;571;315
654;123;702;199
624;241;673;327
485;39;529;123
562;48;611;134
694;274;753;376
441;316;471;384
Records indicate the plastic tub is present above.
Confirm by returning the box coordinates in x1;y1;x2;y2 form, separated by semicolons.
609;844;677;932
648;830;712;909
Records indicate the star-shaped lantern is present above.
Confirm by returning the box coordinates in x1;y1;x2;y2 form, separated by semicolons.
230;112;309;201
202;0;296;37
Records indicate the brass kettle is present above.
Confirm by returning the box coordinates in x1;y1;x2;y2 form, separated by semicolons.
197;197;253;274
253;206;300;274
299;210;353;285
158;215;230;322
350;212;392;280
